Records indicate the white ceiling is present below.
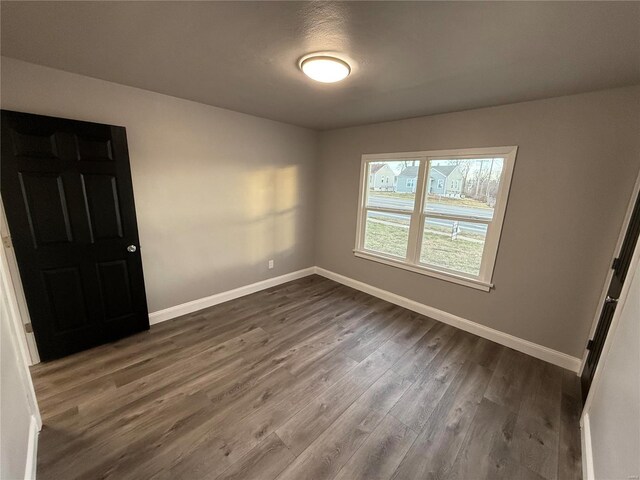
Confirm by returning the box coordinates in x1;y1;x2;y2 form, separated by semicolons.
2;1;639;130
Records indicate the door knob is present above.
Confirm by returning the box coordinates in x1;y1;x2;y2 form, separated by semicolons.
127;245;137;253
605;295;618;304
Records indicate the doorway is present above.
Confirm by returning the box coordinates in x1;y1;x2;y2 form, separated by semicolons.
581;182;640;401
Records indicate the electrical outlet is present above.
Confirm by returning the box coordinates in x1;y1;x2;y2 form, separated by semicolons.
268;259;274;269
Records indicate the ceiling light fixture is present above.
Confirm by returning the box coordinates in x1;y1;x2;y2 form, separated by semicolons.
300;55;351;83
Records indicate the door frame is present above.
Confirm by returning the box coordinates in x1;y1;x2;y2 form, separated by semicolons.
1;199;40;365
580;233;640;480
578;167;640;377
1;211;42;479
0;209;43;424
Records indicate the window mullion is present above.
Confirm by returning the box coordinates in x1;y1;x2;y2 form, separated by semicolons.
424;213;492;225
363;206;416;216
406;158;428;264
415;213;427;265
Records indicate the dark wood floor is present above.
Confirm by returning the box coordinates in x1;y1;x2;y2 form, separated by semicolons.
31;275;582;480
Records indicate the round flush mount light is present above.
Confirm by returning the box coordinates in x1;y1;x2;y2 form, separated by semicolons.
299;55;351;83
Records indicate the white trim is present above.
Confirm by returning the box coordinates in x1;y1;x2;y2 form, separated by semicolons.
147;264;579;370
580;413;595;480
355;146;518;291
407;157;429;264
579;168;640;376
355;158;369;256
0;201;39;365
363;206;413;216
353;250;492;291
478;152;516;282
148;267;316;325
24;415;39;480
422;212;492;224
7;256;583;372
314;266;581;372
0;227;42;428
361;145;519;160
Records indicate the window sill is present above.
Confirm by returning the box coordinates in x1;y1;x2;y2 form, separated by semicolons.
353;250;493;292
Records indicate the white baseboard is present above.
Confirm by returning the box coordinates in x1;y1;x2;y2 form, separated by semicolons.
148;267;316;325
147;265;580;372
24;415;38;480
580;413;594;480
315;267;582;372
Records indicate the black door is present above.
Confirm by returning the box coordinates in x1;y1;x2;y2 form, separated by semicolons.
1;110;149;361
581;188;640;402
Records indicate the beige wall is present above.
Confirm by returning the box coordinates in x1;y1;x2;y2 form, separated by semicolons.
1;57;318;312
2;56;639;359
316;86;640;357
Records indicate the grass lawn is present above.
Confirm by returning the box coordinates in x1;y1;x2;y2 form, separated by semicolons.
426;194;492;210
364;219;409;257
420;227;483;275
364;220;484;275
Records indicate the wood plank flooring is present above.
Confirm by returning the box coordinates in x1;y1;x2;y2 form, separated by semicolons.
30;275;582;480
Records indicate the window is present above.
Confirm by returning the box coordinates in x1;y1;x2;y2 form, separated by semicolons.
355;146;517;291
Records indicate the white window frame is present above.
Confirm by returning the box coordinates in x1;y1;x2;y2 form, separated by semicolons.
354;146;518;291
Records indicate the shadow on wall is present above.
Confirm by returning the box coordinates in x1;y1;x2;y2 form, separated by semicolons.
245;165;300;263
138;150;310;313
137;158;305;313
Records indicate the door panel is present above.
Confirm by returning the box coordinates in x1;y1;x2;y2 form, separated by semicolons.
11;130;60;158
19;172;74;246
42;266;90;332
96;260;134;321
81;174;124;240
1;110;149;361
76;135;114;162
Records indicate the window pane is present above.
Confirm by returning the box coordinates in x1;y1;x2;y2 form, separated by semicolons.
424;158;504;220
364;210;411;258
366;160;420;211
420;218;487;276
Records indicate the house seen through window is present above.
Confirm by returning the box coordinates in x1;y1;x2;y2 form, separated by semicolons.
356;147;517;290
